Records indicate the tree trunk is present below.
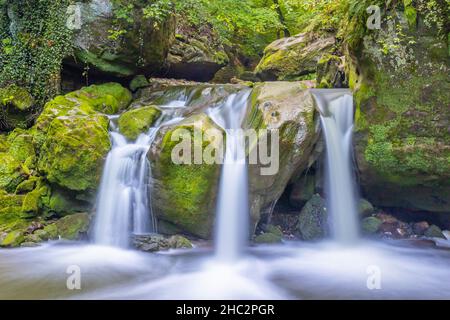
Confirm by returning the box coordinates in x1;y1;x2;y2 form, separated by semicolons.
273;0;290;38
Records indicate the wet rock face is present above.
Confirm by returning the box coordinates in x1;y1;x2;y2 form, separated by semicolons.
255;32;335;81
351;10;450;214
245;81;319;230
68;0;175;77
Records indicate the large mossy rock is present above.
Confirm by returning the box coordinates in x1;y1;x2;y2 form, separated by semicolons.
167;32;230;81
118;106;162;140
0;83;131;247
351;10;450;213
0;85;35;131
244;81;319;226
37;114;110;191
149;113;223;239
35;83;127;192
255;32;335;81
68;0;175;77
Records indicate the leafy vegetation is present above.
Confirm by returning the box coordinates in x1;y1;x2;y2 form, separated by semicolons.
0;0;74;107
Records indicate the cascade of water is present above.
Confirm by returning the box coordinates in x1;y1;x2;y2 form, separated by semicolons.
93;105;184;247
208;90;251;262
311;89;359;243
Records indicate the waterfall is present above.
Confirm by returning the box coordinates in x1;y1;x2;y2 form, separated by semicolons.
312;89;359;243
208;90;251;262
93;108;183;247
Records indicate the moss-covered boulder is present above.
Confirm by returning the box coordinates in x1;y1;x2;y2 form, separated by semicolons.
66;83;132;114
130;75;150;92
118;106;162;140
255;33;335;81
149;113;223;239
0;85;35;131
296;194;328;241
69;1;175;77
351;9;450;213
245;81;319;227
361;216;382;235
33;83;124;192
37;114;110;191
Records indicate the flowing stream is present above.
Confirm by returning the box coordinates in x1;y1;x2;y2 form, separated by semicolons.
1;87;450;299
92;106;184;247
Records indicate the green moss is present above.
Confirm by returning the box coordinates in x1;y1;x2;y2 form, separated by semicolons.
66;83;132;114
75;50;137;77
362;217;382;234
0;230;24;247
254;232;282;244
37;114;111;191
0;153;27;193
118;106;162;140
154;114;222;238
54;212;90;240
167;235;193;249
7;128;36;164
15;177;38;194
0;85;34;111
22;182;49;215
129;75;149;92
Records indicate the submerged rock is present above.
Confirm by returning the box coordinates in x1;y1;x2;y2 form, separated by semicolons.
132;234;193;252
254;232;282;244
296;194;328;240
424;225;445;239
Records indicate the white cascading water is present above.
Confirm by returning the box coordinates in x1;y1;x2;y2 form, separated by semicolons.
208;90;251;262
312;89;359;243
93;107;184;247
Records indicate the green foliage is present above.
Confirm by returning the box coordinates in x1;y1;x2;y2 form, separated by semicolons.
0;0;74;107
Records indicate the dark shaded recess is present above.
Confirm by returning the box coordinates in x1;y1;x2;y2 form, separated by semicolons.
380;207;450;230
160;62;223;82
61;58;132;94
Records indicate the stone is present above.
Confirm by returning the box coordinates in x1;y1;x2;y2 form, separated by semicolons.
424;225;445;239
413;221;430;235
254;232;282;244
255;32;335;81
118;105;161;140
68;0;175;77
296;194;328;240
358;199;374;216
149;113;223;239
352;10;450;213
130;75;149;92
361;217;382;234
0;85;34;131
246;82;319;230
